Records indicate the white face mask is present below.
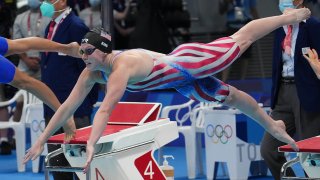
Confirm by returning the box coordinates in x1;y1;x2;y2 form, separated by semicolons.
278;0;301;13
89;0;101;8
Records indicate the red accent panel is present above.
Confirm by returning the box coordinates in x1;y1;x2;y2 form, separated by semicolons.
48;102;161;144
95;168;105;180
144;106;161;124
134;151;166;180
279;136;320;153
108;103;157;124
47;125;132;144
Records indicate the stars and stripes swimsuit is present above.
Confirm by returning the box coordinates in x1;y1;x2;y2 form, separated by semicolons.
102;37;240;103
0;36;16;84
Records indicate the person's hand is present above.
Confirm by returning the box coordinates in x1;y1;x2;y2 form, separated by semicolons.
270;120;299;151
83;143;95;174
23;140;44;164
65;42;81;58
23;57;40;71
303;48;320;79
62;117;76;143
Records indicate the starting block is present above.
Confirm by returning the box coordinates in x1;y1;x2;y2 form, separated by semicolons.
45;102;179;180
279;136;320;179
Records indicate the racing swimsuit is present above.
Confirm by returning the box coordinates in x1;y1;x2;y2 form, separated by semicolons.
102;37;240;103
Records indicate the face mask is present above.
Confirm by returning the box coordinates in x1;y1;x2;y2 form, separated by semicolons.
279;0;296;13
28;0;41;9
89;0;101;8
40;0;59;18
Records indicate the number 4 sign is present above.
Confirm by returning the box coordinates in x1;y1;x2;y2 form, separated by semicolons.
134;151;166;180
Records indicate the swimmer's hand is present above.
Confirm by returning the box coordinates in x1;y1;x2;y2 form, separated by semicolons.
83;143;95;174
62;117;76;143
64;42;81;58
23;139;44;164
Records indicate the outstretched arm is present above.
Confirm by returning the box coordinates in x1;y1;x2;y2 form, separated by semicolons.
23;69;96;163
223;86;298;151
5;37;81;58
303;48;320;79
83;64;130;173
10;69;59;111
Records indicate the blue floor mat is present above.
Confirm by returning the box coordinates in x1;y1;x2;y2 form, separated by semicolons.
0;147;278;180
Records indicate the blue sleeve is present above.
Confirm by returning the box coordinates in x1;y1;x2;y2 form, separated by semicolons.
0;55;16;83
0;37;8;56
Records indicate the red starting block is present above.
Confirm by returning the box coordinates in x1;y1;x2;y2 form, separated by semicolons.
279;136;320;179
45;102;178;180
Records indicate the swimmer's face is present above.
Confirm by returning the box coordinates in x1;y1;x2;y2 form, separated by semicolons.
80;43;104;71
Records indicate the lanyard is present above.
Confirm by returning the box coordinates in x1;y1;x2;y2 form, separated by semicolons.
27;11;42;36
50;8;72;40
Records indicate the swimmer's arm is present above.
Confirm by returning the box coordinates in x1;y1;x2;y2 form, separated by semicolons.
5;37;80;58
10;69;60;112
11;69;76;142
37;69;96;144
87;64;130;147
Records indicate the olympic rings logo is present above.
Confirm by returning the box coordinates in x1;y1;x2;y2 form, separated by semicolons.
31;119;45;133
206;124;233;144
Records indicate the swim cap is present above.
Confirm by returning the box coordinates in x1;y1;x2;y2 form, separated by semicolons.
81;28;112;53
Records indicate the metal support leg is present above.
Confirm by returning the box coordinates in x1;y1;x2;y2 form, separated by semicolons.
281;156;319;180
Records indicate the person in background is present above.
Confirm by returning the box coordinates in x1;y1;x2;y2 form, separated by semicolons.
260;1;320;179
39;0;99;179
219;0;259;81
13;0;51;81
79;0;102;30
113;0;135;50
79;0;132;30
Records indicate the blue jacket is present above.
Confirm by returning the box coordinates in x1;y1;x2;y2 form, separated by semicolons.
271;17;320;112
41;12;98;117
